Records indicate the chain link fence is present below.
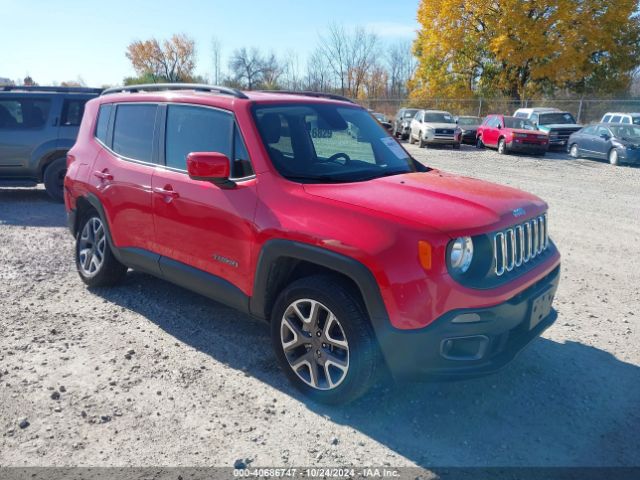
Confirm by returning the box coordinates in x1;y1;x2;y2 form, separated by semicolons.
361;98;640;124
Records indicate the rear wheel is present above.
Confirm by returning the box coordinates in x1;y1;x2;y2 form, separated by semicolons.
476;136;484;149
271;275;380;405
569;143;580;158
608;148;620;166
43;157;67;202
453;142;461;150
76;212;127;287
498;138;507;154
418;133;426;148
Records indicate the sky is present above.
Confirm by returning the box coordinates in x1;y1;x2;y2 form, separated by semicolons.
0;0;419;87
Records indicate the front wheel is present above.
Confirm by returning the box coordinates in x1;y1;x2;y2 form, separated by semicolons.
76;213;127;287
609;148;620;166
476;137;484;149
271;275;380;405
498;138;508;154
418;134;427;148
43;157;67;202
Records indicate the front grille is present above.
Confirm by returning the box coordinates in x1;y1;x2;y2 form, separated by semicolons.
493;214;549;276
435;129;455;135
549;128;581;141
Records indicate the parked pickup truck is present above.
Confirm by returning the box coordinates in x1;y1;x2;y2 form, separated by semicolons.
513;107;581;148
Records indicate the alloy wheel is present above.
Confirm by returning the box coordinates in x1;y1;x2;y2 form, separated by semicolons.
609;149;619;165
570;144;579;158
280;299;349;390
78;217;107;277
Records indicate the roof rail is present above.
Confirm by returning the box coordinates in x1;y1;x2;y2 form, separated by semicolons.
258;90;354;104
0;85;103;94
101;83;248;99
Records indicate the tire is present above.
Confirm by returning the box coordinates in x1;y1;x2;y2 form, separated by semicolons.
418;133;426;148
476;136;484;149
270;275;380;405
75;211;127;287
408;133;415;145
453;142;461;150
608;148;620;166
43;157;67;202
498;138;507;154
569;143;580;158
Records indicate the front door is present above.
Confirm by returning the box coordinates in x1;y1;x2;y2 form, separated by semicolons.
152;104;258;296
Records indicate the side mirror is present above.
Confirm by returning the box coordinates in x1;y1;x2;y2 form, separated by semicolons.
600;133;610;140
187;152;233;188
497;124;502;129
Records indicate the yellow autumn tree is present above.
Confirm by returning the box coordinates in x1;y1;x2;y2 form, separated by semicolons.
411;0;640;100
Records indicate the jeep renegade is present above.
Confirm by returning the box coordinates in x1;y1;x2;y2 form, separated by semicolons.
65;84;561;404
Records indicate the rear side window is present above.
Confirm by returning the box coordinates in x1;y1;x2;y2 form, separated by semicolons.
602;115;612;123
113;104;157;162
621;116;631;124
61;99;88;126
165;105;232;171
611;115;622;123
0;98;51;129
633;116;640;125
94;104;112;144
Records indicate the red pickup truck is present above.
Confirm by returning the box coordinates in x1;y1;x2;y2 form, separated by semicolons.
65;85;560;404
477;114;549;155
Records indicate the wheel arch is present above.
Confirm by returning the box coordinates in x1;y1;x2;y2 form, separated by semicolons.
250;240;390;332
37;149;69;181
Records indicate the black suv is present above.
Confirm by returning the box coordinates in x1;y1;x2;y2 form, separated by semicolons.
0;86;102;201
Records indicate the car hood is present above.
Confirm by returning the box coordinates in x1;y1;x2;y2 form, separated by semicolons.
539;123;582;130
303;171;547;236
424;122;458;129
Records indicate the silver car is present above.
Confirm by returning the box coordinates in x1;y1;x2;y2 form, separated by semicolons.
409;110;461;148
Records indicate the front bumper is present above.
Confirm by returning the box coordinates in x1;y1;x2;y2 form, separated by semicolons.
619;148;640;164
507;141;548;154
425;135;459;145
376;266;560;381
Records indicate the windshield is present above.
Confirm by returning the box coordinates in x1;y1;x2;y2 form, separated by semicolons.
610;125;640;139
504;117;536;130
457;117;481;126
424;112;454;123
539;112;576;125
403;109;418;118
373;113;386;122
254;104;426;183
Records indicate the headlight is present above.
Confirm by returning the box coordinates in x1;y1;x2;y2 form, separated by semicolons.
424;126;434;131
449;237;474;274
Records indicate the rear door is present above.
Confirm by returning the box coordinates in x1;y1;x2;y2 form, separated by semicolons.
90;102;159;253
0;94;57;176
152;103;258;295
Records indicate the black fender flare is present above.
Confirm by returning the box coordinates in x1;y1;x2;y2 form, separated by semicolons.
250;239;391;334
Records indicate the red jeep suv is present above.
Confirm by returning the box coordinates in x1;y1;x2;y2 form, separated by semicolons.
64;84;561;404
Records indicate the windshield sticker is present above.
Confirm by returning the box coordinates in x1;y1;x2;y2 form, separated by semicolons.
381;137;407;159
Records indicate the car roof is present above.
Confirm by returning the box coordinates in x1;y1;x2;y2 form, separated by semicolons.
602;112;640;116
421;109;452;114
0;85;102;95
97;84;356;108
515;107;561;113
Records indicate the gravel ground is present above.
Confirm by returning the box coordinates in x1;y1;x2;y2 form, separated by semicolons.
0;143;638;469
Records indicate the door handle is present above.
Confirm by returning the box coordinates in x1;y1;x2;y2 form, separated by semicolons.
153;186;180;198
93;170;113;181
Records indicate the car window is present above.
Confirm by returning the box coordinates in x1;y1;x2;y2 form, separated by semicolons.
253;103;422;184
403;109;418;118
424;112;453;123
94;104;112;145
112;104;157;163
621;116;631;124
609;125;640;138
165;105;232;171
530;113;539;124
514;112;527;118
602;115;612;123
61;99;88;127
0;98;51;129
610;115;622;123
596;126;611;136
457;117;480;126
481;117;491;126
504;117;536;130
581;126;596;135
539;112;576;125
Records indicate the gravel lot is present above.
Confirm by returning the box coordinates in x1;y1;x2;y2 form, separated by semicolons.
1;143;639;469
